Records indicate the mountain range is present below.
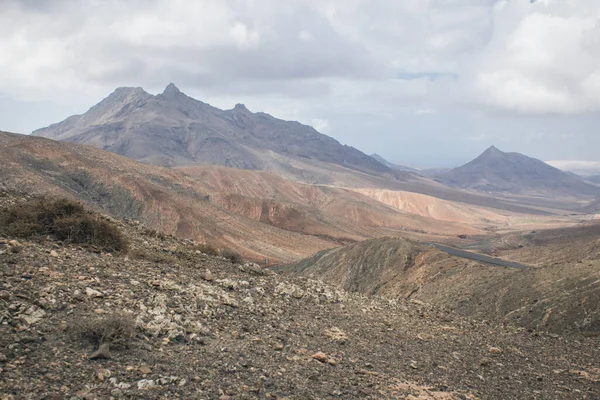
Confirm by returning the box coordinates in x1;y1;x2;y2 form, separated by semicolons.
31;82;600;214
33;84;403;185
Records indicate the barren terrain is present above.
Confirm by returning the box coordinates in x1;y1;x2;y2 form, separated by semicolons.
1;192;599;399
280;236;600;335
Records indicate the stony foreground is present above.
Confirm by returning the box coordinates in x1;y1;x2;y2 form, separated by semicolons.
1;224;599;399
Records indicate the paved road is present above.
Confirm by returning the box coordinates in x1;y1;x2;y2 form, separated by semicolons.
428;243;530;270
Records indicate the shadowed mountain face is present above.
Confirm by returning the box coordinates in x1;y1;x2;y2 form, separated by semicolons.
33;84;393;181
434;146;600;198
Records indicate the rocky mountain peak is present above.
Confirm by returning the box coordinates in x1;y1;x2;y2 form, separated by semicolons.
481;145;503;157
162;83;182;96
105;86;149;102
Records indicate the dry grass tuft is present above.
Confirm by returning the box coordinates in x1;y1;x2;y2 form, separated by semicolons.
72;312;136;348
0;197;128;252
221;248;243;264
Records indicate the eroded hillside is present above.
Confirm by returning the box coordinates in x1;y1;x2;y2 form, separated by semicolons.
280;237;600;334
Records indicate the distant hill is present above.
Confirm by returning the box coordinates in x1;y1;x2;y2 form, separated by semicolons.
33;84;397;184
370;153;419;173
434;146;600;198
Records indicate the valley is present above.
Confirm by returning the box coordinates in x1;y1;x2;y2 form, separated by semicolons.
4;3;600;398
2;84;600;400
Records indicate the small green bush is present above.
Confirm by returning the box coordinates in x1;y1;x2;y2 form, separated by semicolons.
0;197;128;252
221;248;243;264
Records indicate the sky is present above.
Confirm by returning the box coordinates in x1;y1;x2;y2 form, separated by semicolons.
1;0;600;168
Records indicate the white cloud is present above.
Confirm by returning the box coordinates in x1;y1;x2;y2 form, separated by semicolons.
415;108;435;115
467;0;600;114
311;118;330;133
230;22;261;49
546;160;600;176
298;30;315;42
1;0;600;161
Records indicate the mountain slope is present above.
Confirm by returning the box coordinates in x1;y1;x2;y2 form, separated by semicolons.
3;203;598;399
434;146;600;198
279;236;600;334
33;84;396;182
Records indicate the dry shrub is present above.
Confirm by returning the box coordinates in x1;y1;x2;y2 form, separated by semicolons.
221;248;243;264
73;312;136;348
128;248;176;264
189;243;219;256
0;197;128;252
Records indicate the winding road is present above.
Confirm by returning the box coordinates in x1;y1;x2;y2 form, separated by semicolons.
428;243;531;270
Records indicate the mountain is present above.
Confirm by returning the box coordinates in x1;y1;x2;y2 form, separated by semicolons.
370;153;419;172
434;145;600;198
33;84;396;183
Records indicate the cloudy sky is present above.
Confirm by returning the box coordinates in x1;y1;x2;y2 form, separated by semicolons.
1;0;600;168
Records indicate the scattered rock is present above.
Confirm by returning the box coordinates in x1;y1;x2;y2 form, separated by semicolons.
85;287;103;298
137;379;156;390
96;368;111;381
312;352;329;363
324;327;348;342
90;343;111;360
203;270;213;282
49;250;59;257
139;366;152;375
19;306;46;325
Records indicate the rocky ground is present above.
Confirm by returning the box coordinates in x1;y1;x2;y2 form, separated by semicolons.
1;208;600;399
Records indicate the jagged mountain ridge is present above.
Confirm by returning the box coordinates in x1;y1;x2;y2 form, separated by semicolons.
33;84;395;182
434;145;600;198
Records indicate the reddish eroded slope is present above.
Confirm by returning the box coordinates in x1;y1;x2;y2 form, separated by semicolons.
0;132;335;262
179;165;488;238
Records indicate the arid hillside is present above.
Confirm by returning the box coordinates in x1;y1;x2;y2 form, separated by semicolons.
0;131;521;263
351;188;577;232
179;165;505;237
1;193;599;399
280;236;600;334
0;131;335;262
